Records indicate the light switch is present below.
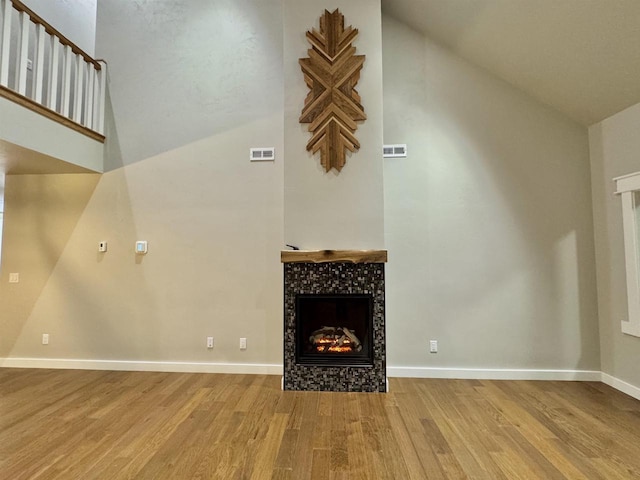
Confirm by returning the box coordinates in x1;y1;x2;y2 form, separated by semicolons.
135;241;148;254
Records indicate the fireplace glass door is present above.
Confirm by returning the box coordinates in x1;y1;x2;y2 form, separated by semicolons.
295;294;373;366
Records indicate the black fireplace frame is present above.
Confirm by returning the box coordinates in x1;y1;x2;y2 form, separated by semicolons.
295;293;374;367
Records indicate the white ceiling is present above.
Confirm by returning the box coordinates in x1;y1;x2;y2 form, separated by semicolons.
381;0;640;126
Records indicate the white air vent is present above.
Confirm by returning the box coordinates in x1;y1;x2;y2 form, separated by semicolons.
383;144;407;158
250;147;275;161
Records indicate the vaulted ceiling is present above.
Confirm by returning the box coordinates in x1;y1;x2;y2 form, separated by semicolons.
382;0;640;126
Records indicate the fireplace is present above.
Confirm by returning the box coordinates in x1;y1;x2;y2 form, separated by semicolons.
296;294;373;366
282;250;387;392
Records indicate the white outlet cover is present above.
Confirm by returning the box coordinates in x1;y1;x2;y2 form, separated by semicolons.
9;273;19;283
42;333;49;345
240;338;247;350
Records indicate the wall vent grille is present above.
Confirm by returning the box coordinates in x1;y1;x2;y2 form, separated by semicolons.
250;148;275;161
383;144;407;158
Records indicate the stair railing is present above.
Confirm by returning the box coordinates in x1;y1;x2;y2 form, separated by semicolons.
0;0;106;140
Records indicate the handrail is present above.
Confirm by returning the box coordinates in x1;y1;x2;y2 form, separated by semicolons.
11;0;101;70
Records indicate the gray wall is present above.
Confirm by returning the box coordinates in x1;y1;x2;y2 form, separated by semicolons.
283;0;385;250
382;15;600;372
0;4;604;377
0;0;285;368
590;102;640;388
23;0;96;55
97;0;283;169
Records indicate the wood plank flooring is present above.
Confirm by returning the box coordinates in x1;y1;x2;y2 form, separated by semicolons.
1;369;640;479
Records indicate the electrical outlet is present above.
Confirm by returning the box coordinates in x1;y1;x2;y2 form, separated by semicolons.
27;58;33;71
42;334;49;345
9;273;19;283
206;336;214;349
239;337;247;350
429;340;438;353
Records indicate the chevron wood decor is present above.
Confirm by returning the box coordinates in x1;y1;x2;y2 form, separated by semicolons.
299;9;366;172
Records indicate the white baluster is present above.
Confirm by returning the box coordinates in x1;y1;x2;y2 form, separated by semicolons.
32;23;46;103
47;36;59;111
60;44;72;117
0;0;12;87
95;63;106;134
73;54;84;123
85;66;95;129
15;10;29;95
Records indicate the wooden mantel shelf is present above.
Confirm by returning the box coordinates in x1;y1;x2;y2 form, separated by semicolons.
281;250;387;264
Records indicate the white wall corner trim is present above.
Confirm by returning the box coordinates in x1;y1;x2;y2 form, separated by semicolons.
0;357;283;375
387;366;602;381
601;372;640;401
614;171;640;338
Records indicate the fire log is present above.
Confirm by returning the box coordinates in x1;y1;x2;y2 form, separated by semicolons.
309;326;363;353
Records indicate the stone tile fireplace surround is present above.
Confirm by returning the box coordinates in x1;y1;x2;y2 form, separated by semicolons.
281;250;387;392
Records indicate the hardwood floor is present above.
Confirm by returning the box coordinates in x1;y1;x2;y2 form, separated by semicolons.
1;369;640;479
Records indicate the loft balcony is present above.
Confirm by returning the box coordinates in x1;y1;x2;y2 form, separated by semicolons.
0;0;106;174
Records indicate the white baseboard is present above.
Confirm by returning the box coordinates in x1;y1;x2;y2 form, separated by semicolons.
3;358;639;401
601;372;640;401
387;366;602;381
0;357;283;375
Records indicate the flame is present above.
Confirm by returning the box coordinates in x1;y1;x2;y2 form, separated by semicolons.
328;346;353;353
314;337;353;353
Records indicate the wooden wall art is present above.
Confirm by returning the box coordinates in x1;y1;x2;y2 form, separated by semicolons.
299;9;366;172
